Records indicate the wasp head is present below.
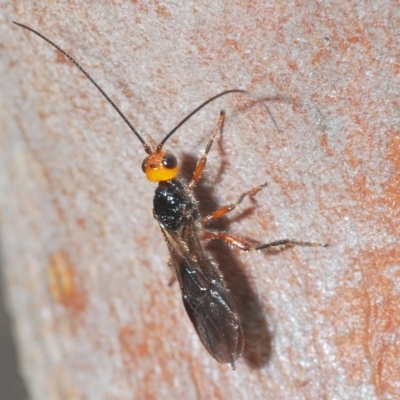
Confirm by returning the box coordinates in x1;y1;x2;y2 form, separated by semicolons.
142;150;178;182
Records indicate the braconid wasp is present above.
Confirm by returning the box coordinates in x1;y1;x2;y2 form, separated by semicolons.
14;22;327;369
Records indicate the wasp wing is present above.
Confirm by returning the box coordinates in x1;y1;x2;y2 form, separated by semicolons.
160;222;243;368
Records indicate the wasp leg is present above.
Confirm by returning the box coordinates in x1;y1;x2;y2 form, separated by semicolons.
203;231;327;254
201;182;267;225
188;110;226;189
167;259;177;286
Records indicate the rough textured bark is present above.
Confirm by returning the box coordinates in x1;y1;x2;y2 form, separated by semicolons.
1;1;399;399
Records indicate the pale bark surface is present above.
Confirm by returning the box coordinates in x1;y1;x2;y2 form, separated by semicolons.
0;1;399;399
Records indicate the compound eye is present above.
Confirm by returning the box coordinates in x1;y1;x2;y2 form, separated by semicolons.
141;157;149;173
162;153;177;169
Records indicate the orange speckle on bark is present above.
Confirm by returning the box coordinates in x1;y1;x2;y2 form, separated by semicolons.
382;133;400;228
319;133;334;157
38;109;49;120
119;323;176;397
328;247;400;396
310;48;328;65
226;38;240;52
156;5;170;18
76;218;86;229
387;134;400;169
287;59;298;71
54;50;73;66
47;250;86;314
119;326;150;362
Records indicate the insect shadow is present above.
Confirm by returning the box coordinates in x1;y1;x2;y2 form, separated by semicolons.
180;151;273;369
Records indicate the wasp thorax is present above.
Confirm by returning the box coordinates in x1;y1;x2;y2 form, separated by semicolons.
143;150;178;182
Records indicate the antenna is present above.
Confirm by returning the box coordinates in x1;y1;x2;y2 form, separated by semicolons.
14;22;278;155
13;21;152;155
157;89;279;151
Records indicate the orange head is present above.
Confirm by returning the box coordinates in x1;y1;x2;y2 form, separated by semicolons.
142;150;178;182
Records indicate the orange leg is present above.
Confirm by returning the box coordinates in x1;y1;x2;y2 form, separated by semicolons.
202;231;327;253
201;182;267;225
188;110;225;189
